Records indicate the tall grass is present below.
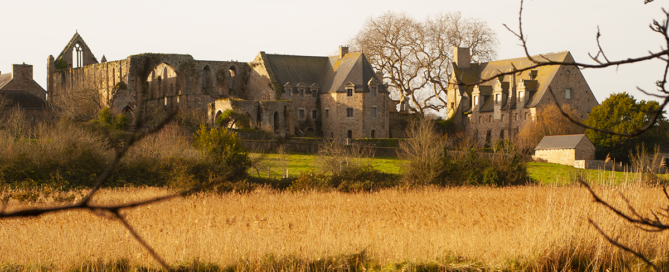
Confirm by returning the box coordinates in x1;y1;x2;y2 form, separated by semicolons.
1;185;667;271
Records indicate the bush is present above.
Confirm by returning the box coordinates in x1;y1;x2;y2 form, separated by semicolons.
113;114;129;130
191;125;252;189
439;149;530;187
98;108;114;125
216;109;251;129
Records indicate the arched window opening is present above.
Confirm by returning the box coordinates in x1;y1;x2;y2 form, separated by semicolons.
202;65;212;93
228;66;237;92
347;130;353;139
214;110;223;126
273;111;279;132
256;106;262;128
72;43;83;68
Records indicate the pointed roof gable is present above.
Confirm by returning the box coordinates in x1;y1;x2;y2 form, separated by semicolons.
56;32;99;63
453;51;571;108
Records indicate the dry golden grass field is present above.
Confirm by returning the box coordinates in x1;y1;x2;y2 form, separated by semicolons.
2;185;669;271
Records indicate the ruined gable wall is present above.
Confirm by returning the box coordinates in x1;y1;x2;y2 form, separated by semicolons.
246;55;277;101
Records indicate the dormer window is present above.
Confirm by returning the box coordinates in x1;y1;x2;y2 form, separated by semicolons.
347;88;353;97
286;88;292;97
299;89;305;97
371;87;377;97
474;96;478;106
311;89;318;97
495;94;501;104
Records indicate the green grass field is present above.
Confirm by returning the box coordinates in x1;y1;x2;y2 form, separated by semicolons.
249;153;666;185
249;153;404;178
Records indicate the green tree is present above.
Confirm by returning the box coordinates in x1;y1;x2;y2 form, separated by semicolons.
584;92;669;162
193;125;251;179
216;109;251;129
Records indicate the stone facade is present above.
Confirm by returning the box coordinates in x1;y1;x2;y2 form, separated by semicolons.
0;64;48;123
447;47;599;147
48;33;396;138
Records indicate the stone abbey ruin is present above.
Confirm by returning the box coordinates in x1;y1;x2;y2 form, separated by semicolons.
39;32;598;143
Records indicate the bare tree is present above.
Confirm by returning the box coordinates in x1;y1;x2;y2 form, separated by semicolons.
50;86;105;122
350;12;498;114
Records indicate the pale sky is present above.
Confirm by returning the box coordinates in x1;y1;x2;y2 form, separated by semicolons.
1;0;667;106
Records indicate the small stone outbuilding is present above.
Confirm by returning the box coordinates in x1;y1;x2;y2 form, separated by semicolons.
534;134;595;166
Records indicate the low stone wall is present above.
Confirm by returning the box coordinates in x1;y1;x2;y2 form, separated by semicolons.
574;160;622;171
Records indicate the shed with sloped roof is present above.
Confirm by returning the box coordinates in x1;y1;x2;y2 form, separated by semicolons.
534;134;595;166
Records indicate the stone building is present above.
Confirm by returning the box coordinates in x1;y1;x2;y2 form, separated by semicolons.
446;47;599;147
48;32;394;138
0;63;48;122
534;134;595;166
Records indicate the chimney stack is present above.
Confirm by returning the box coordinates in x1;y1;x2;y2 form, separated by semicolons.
339;46;349;59
453;47;471;69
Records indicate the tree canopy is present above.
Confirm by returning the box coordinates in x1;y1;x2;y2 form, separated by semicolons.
584;92;669;162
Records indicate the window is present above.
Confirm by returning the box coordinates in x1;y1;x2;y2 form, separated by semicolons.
298;109;305;119
286;88;292;97
467;115;472;124
311;110;317;119
488;115;492;123
299;89;304;97
371;106;377;118
500;130;505;139
501;114;505;122
347;88;353;97
325;109;329;118
478;116;482;123
312;89;318;97
371;87;377;97
474;96;478;106
518;91;524;102
514;113;518;120
565;88;572;100
496;94;501;104
164;96;167;106
371;130;375;138
347;107;353;117
347;130;353;139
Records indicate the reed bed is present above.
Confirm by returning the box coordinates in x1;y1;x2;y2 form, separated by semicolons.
1;185;668;271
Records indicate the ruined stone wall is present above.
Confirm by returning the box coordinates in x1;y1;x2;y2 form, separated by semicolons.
208;99;293;137
246;54;277;101
534;149;576;166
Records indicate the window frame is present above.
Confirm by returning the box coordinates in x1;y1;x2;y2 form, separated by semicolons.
346;107;354;118
298;108;305;119
371;106;377;118
565;88;572;100
311;110;317;119
346;88;354;97
325;108;329;118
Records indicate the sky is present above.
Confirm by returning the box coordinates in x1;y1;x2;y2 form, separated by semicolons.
1;0;668;107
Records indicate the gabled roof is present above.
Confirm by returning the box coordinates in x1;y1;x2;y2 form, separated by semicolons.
454;51;572;108
0;73;11;89
0;90;46;109
263;54;330;90
534;134;590;150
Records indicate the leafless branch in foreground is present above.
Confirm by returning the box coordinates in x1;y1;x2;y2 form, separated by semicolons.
460;0;669;137
0;109;184;271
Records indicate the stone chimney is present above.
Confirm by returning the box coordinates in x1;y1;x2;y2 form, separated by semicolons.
339;46;349;59
453;47;471;69
12;63;33;81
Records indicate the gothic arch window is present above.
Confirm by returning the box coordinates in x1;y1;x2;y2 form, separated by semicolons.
72;43;83;68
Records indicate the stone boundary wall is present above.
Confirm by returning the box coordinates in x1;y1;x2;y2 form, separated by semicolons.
241;139;399;157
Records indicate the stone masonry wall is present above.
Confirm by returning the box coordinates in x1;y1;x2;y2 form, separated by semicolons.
1;64;46;100
535;149;576;166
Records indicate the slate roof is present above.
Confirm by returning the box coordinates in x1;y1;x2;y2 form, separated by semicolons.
0;73;11;89
0;90;47;109
263;51;386;95
534;134;589;150
453;51;572;108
